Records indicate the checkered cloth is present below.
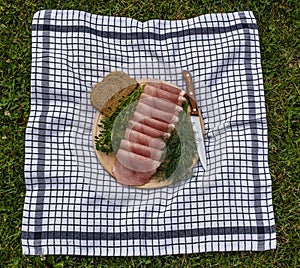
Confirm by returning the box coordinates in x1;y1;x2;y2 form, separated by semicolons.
22;10;276;255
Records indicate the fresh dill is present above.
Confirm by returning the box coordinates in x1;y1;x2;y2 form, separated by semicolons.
155;107;197;181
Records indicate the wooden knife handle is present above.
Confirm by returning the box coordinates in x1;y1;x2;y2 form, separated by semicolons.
182;70;198;115
182;70;195;96
182;70;205;136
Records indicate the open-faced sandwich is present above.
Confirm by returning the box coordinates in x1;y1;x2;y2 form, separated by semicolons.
90;71;198;188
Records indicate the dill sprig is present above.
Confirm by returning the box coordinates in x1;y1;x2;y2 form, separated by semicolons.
155;106;197;181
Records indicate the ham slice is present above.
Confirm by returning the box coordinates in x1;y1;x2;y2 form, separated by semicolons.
124;128;166;150
116;148;161;173
143;84;181;103
140;93;182;114
133;111;174;132
143;84;186;104
119;139;166;161
127;120;171;139
135;102;178;124
147;81;183;95
112;160;155;186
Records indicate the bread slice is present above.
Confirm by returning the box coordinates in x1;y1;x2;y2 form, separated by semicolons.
90;71;137;117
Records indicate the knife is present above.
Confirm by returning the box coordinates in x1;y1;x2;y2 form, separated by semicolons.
182;70;207;171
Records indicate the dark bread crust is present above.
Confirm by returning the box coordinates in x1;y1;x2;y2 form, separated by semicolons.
90;71;137;117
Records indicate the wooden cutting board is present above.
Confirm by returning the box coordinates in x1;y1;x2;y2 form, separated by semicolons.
91;79;202;189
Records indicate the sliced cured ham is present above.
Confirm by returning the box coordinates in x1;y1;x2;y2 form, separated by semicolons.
143;84;182;103
112;81;187;186
140;93;182;114
127;120;171;139
133;111;174;132
116;148;161;173
119;139;166;162
124;128;166;150
135;102;178;124
112;160;155;186
147;81;183;95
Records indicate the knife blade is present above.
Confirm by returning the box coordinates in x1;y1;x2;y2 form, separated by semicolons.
182;70;207;171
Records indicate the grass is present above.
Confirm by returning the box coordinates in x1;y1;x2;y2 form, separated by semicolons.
0;0;299;267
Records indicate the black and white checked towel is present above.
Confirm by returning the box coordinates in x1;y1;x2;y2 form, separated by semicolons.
22;10;276;255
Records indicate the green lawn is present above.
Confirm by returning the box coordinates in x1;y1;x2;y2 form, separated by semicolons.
0;0;299;267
